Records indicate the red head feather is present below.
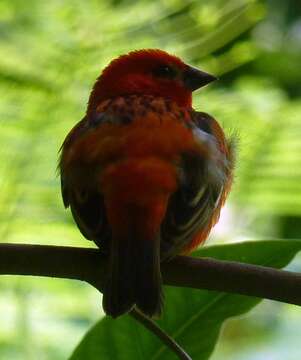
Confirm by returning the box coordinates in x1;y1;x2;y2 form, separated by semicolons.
87;49;192;114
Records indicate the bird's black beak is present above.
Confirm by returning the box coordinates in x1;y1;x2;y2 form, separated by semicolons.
182;66;217;91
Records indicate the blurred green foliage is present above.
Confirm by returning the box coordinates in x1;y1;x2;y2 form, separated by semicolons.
0;0;300;359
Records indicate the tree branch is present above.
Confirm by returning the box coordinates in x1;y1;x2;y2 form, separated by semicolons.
0;243;301;305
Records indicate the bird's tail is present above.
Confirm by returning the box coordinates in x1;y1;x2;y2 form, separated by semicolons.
102;227;163;318
100;157;175;318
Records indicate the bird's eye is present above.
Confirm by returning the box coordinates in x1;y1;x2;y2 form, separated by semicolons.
152;65;176;79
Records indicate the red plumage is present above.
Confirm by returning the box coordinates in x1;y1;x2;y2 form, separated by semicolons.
59;49;234;318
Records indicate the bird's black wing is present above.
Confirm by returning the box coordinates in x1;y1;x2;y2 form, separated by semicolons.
59;114;111;249
161;111;233;259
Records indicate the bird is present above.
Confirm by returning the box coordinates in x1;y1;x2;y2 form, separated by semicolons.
59;49;235;319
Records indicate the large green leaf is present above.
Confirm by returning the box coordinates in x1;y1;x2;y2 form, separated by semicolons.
69;240;301;360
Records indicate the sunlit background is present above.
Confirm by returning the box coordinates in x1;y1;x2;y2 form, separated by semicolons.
0;0;301;359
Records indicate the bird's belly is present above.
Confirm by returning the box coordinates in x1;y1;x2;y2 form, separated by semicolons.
100;156;178;206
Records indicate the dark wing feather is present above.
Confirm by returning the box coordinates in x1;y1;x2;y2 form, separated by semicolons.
161;111;232;259
68;190;111;249
59;115;111;249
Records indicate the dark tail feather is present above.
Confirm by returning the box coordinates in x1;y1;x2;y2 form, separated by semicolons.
102;234;136;318
102;231;163;318
135;232;163;317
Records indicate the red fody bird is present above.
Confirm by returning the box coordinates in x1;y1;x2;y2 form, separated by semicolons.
59;49;235;318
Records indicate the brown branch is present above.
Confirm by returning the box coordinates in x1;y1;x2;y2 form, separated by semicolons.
1;242;301;360
0;243;301;305
162;256;301;304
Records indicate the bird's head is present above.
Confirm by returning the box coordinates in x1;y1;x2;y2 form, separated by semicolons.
87;49;216;113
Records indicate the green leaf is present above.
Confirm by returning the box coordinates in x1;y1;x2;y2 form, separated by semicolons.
69;240;301;360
